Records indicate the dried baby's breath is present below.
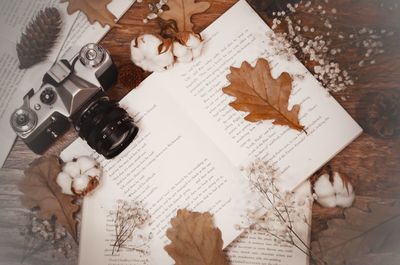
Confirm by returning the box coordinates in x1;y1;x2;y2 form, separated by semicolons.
20;208;75;262
240;160;316;261
267;0;394;94
110;200;151;255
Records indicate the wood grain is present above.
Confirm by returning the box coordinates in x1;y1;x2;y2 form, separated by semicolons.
1;0;399;264
0;168;78;265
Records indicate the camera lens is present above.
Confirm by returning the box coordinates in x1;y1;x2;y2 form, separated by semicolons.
10;108;37;133
74;98;138;159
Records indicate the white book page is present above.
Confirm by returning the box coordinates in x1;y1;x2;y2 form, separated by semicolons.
225;181;312;265
156;0;362;191
61;78;250;265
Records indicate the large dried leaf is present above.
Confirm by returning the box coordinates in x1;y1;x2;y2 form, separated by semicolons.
18;156;80;242
61;0;120;28
160;0;211;32
223;59;304;131
311;201;400;265
164;209;229;265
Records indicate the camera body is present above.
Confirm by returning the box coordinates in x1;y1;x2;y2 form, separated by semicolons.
10;44;138;159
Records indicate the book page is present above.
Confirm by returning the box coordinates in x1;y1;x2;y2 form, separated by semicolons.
61;77;250;265
225;181;312;265
0;0;135;166
157;0;362;191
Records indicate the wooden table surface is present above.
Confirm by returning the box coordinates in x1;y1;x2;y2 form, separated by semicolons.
1;0;399;264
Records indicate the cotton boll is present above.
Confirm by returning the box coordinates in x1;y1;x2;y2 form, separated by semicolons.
333;172;353;195
336;192;355;208
185;33;202;48
333;172;355;207
62;161;80;179
316;195;337;208
313;174;335;198
56;172;73;195
77;156;98;173
155;49;174;68
136;34;162;57
84;167;102;179
191;44;203;59
313;170;355;208
173;41;190;58
72;175;91;195
131;46;145;63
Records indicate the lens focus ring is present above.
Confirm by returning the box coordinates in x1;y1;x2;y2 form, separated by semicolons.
10;108;37;133
79;43;105;67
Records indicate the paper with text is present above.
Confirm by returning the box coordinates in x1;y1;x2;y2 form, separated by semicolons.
61;0;361;264
225;181;313;265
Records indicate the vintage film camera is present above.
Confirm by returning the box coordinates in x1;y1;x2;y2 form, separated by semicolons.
10;44;138;159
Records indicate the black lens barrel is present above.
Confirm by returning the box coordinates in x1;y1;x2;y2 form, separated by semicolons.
74;98;138;159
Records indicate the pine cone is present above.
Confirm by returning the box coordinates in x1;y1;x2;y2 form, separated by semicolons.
16;7;61;69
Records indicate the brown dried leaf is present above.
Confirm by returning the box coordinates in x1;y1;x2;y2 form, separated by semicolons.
311;201;400;265
160;0;211;32
61;0;120;28
223;58;304;131
164;209;229;265
18;156;80;242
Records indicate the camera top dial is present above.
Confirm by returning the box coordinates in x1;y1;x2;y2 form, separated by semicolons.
79;43;105;68
40;87;57;105
10;108;37;134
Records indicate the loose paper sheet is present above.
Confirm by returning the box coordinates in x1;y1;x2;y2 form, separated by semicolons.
61;1;362;265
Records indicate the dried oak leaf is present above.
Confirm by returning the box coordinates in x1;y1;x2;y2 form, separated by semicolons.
311;201;400;265
223;58;304;131
18;156;80;242
61;0;120;28
164;209;229;265
160;0;211;32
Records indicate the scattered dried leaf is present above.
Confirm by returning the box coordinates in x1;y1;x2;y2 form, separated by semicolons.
61;0;120;28
223;58;304;131
311;201;400;265
164;209;229;265
18;156;80;242
160;0;211;32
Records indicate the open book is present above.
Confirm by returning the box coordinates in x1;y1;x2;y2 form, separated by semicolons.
61;1;362;264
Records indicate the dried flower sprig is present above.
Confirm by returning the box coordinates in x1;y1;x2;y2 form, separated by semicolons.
266;0;395;95
20;207;75;262
240;160;324;263
110;200;151;255
143;0;168;24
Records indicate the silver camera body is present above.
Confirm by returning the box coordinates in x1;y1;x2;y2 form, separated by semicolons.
10;44;138;157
